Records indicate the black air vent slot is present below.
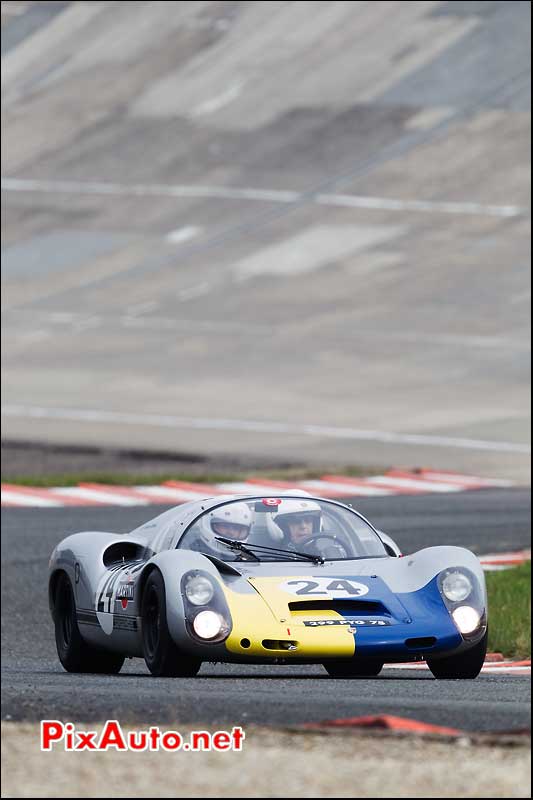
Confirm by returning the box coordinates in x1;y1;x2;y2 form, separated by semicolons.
289;600;387;614
405;637;437;650
262;640;298;651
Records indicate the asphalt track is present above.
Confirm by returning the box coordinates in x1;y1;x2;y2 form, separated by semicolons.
2;489;530;733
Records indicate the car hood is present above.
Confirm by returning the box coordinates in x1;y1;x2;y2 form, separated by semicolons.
246;572;412;624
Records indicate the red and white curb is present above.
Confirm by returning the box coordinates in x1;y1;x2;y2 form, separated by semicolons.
477;550;532;571
2;470;527;572
383;657;531;676
0;469;515;508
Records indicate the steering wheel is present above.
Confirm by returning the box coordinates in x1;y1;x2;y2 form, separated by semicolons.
300;534;349;558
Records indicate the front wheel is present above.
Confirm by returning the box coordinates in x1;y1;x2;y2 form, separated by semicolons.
141;570;201;677
427;630;488;679
324;659;384;678
54;572;124;674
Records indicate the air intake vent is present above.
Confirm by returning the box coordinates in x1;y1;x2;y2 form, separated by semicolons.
289;600;387;614
103;542;146;567
262;640;298;651
405;637;437;650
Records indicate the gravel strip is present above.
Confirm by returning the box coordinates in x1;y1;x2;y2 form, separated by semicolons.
2;723;530;798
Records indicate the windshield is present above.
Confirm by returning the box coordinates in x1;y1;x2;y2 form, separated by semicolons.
177;497;387;562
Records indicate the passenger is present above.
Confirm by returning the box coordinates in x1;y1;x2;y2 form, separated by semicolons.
207;503;253;541
189;502;254;557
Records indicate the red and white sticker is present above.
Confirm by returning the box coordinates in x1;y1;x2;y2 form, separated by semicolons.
262;498;282;506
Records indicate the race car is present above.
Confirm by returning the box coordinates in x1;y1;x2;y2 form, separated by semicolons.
49;493;488;679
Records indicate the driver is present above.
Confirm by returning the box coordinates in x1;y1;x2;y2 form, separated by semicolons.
272;498;348;558
272;499;322;550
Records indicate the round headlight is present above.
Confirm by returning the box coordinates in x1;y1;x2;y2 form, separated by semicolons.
185;575;214;606
442;572;472;602
452;606;481;634
193;610;223;639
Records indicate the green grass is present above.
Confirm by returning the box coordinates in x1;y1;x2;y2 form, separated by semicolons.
1;472;241;488
1;464;384;488
486;561;531;659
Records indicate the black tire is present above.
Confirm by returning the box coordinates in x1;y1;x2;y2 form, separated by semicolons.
324;659;384;678
141;570;201;677
427;630;488;679
54;572;124;674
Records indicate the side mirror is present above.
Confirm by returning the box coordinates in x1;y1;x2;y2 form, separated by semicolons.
377;530;402;557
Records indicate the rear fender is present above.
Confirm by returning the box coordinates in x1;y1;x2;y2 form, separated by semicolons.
49;531;151;611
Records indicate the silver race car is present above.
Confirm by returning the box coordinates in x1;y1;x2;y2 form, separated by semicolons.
49;494;488;678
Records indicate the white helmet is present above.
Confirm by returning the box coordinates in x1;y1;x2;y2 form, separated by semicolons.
272;498;322;538
199;502;254;548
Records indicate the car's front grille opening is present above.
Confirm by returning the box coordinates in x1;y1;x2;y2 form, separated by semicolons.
405;637;437;650
262;640;298;651
289;600;387;614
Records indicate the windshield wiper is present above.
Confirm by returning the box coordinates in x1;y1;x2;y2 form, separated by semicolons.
225;540;324;565
214;536;261;562
214;536;324;564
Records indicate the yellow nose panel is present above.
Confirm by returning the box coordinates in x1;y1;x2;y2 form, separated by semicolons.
221;576;355;658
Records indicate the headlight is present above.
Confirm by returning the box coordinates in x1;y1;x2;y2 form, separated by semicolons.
452;606;481;634
193;610;224;639
181;570;232;643
184;575;214;606
442;571;472;602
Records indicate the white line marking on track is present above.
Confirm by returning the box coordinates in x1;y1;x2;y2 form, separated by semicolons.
315;193;525;218
177;282;211;301
1;405;529;454
166;226;201;244
193;82;243;116
1;178;527;218
0;178;300;204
